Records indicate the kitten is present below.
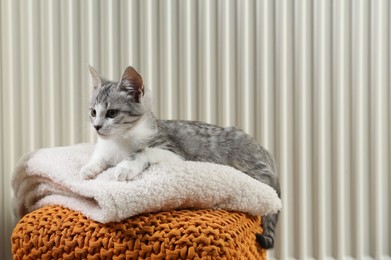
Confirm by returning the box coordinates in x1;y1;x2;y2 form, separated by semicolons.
80;65;280;249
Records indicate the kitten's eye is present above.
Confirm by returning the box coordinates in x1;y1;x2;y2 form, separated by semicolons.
106;109;119;118
90;109;96;117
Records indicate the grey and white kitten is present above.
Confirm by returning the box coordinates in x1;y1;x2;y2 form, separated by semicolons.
80;65;280;249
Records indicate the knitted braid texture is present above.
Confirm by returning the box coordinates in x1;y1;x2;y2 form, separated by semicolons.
12;206;266;259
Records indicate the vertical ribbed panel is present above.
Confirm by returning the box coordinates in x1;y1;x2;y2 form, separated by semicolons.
160;0;179;119
198;0;217;124
179;0;198;121
370;1;390;258
275;0;294;258
120;0;140;69
332;1;351;258
257;0;275;151
41;0;61;146
237;0;255;135
1;1;391;260
351;1;370;258
140;0;160;117
1;1;22;259
0;1;3;257
218;0;237;127
313;1;333;258
294;0;312;258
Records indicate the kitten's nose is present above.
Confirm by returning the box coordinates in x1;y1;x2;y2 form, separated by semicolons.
94;125;102;131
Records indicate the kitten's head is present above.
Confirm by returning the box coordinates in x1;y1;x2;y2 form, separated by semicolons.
87;65;152;139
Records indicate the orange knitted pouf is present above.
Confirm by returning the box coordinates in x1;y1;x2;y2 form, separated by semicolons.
11;206;266;259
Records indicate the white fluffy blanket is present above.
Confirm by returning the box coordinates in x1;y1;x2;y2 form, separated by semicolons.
12;143;281;223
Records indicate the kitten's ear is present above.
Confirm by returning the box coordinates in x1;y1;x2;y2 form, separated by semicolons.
119;66;144;103
88;65;102;89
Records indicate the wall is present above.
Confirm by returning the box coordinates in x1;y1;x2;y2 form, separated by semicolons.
1;0;390;259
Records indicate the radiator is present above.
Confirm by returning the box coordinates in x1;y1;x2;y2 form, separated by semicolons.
1;0;390;259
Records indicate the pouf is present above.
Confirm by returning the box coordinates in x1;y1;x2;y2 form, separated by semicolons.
11;206;266;259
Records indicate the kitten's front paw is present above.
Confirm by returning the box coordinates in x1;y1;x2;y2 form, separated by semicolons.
114;166;139;181
80;164;103;180
114;161;142;181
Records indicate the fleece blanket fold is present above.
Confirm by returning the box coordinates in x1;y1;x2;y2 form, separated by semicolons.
12;143;281;223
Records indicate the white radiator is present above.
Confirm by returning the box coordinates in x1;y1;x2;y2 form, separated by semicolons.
1;0;390;259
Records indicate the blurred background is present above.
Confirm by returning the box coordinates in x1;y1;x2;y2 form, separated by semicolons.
1;0;390;259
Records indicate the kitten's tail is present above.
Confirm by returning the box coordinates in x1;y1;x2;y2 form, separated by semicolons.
257;213;279;249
